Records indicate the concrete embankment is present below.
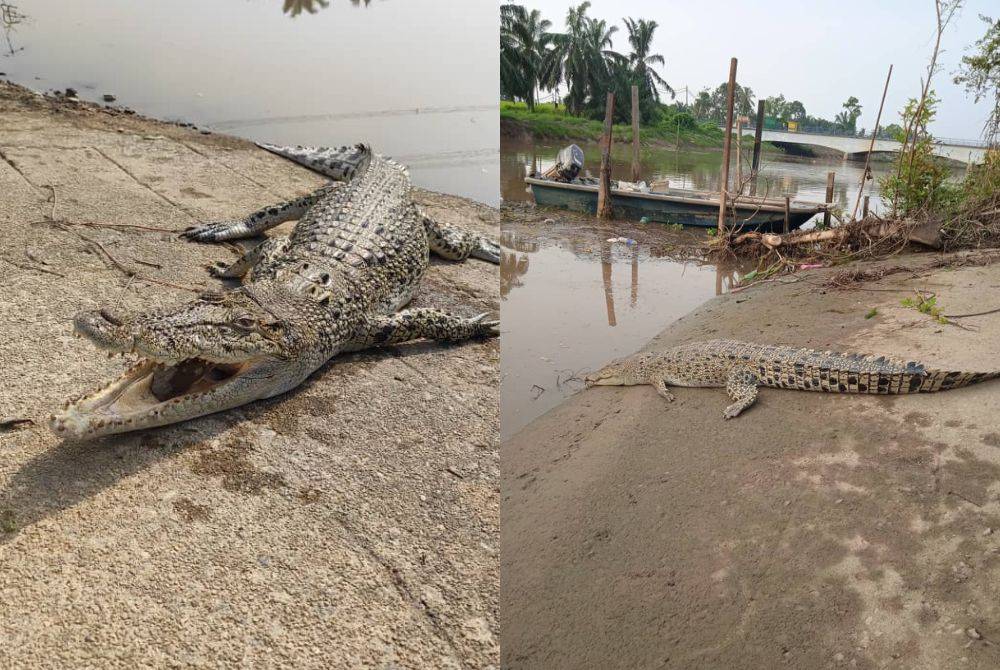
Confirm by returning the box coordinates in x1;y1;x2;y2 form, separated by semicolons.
0;81;498;669
503;250;1000;669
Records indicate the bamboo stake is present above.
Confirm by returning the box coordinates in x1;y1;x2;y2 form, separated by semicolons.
630;85;641;183
717;57;738;233
597;92;615;219
783;196;790;234
851;64;893;221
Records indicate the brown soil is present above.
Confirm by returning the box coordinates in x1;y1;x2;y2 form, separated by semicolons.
503;251;1000;669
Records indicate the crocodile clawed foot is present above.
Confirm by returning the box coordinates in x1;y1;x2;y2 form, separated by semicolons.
723;404;744;420
207;261;230;278
472;238;501;264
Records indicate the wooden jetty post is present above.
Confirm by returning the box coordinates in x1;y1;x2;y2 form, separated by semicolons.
823;171;835;228
735;115;744;193
783;196;791;234
631;85;641;183
851;64;893;221
863;195;870;218
750;99;765;195
597;92;615;220
751;99;765;174
717;57;738;234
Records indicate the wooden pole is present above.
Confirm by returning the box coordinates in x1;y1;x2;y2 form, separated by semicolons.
783;196;790;234
735;116;744;194
630;85;641;183
851;64;893;221
751;99;765;173
863;195;870;218
823;171;835;228
597;92;615;219
717;57;738;233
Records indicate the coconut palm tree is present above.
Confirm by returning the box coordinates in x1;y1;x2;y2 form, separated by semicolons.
622;18;673;103
500;4;552;111
541;2;620;117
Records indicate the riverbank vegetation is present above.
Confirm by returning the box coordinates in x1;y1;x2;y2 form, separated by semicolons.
715;2;997;276
501;100;724;146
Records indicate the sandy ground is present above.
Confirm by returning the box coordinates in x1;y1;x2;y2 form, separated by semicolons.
0;82;498;669
503;248;1000;669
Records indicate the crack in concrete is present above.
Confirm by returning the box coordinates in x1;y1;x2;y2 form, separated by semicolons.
91;146;201;223
179;141;285;200
328;508;468;665
0;147;40;190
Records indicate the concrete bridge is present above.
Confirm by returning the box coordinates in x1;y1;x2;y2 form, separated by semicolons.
736;126;988;164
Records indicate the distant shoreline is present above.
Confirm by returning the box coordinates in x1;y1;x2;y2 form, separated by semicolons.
499;101;797;156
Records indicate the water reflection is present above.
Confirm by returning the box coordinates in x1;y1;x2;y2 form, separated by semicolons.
1;3;26;56
600;240;616;327
500;216;749;438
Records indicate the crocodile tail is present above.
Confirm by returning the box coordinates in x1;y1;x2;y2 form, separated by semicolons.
917;369;1000;393
256;142;372;182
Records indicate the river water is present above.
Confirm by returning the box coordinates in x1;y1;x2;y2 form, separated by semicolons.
0;0;499;204
499;139;940;439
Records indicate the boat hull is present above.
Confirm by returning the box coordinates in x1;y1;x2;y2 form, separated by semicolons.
528;180;818;232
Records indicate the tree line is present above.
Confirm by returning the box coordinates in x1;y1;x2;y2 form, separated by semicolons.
501;2;875;135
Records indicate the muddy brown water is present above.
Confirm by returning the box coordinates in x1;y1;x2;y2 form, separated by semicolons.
500;212;749;439
0;0;498;204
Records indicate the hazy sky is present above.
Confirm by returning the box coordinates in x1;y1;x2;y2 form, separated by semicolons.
523;0;995;139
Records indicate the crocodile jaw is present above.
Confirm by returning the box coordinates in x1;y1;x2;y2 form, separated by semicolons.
585;374;625;387
49;355;275;439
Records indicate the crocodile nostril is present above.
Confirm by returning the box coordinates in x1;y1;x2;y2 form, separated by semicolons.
99;308;124;326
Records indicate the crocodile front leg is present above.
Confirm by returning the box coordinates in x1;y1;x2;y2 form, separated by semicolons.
183;184;338;242
350;308;499;350
209;237;291;281
423;215;500;264
723;367;759;419
654;378;676;402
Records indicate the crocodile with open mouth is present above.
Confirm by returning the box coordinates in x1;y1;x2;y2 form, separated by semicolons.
51;143;500;438
585;339;999;419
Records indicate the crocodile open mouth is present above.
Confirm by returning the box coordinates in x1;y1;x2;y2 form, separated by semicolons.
50;355;263;438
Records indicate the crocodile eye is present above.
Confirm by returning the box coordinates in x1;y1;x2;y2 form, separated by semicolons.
233;316;256;330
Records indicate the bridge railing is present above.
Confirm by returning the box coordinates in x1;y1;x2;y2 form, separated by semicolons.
728;123;990;148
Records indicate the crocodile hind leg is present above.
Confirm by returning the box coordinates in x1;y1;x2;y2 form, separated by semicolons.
350;308;499;350
423;215;500;264
208;237;291;281
182;184;338;242
723;368;759;419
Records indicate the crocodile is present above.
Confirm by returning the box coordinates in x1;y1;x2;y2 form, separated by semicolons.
585;339;999;419
50;143;500;438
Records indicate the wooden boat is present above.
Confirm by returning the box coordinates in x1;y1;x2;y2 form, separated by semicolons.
525;175;827;232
